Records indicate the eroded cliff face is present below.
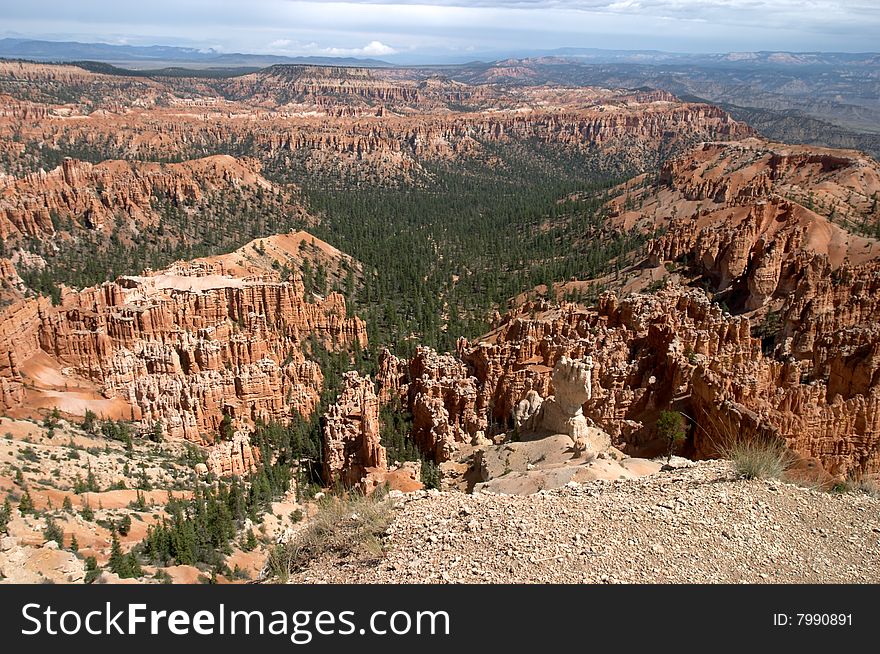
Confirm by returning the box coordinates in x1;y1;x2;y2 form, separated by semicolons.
220;65;485;110
0;154;282;240
205;430;262;477
611;138;880;311
0;62;754;186
321;371;386;487
378;347;486;462
379;285;880;478
0;233;366;443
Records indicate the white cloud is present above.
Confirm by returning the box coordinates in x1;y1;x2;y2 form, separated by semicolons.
2;0;878;57
322;40;398;56
361;40;397;55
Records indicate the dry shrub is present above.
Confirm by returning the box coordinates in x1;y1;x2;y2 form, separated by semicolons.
267;489;393;581
833;473;880;499
723;438;790;480
696;407;790;480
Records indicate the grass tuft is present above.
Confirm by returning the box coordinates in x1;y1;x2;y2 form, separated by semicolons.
266;489;394;581
724;439;790;480
832;474;880;499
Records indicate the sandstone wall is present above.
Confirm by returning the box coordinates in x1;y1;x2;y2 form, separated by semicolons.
0;247;367;444
322;371;387;487
380;285;880;478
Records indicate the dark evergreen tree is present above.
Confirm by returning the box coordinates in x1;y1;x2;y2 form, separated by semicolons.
43;517;64;548
0;499;10;533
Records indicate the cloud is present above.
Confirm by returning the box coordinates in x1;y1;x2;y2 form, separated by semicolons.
361;40;397;55
1;0;878;58
322;40;398;56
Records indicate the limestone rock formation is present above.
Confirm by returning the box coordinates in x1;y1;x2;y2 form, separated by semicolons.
0;61;753;189
512;390;543;429
362;460;423;494
0;154;284;241
380;284;880;479
322;371;387;487
471;434;660;495
513;356;609;452
378;346;486;463
613;138;880;312
0;538;85;584
0;233;367;443
205;431;261;477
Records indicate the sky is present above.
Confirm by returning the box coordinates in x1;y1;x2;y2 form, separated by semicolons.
1;1;878;63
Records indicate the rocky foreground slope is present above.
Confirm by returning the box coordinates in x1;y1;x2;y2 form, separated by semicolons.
290;460;880;584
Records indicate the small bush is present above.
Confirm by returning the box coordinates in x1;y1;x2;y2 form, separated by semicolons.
725;439;789;480
657;410;686;462
18;447;39;463
80;501;94;522
0;499;10;533
43;517;64;548
109;532;142;579
421;460;441;489
84;556;101;584
242;528;258;552
117;514;132;536
128;490;148;511
832;474;880;499
267;490;393;581
82;410;97;434
154;569;173;584
18;490;34;514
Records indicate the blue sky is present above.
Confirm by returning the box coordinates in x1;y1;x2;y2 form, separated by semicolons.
1;1;878;62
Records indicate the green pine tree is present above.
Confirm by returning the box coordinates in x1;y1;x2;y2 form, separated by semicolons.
243;528;258;552
18;491;34;515
80;500;94;522
0;499;10;533
125;553;143;578
109;531;126;576
219;413;235;441
82;409;97;434
150;421;163;442
43;517;64;547
84;556;101;584
117;514;132;536
86;462;99;492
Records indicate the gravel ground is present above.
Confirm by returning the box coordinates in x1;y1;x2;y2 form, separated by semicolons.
291;461;880;584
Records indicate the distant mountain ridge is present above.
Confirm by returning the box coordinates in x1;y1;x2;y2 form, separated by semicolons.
544;48;880;67
2;37;878;70
0;38;392;68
